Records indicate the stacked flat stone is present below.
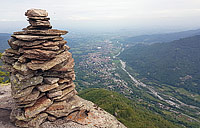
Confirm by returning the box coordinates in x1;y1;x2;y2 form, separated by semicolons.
1;9;80;127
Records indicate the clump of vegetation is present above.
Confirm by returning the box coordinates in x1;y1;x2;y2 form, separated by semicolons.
0;53;9;84
79;88;179;128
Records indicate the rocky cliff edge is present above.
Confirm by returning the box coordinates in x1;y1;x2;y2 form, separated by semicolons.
0;84;126;128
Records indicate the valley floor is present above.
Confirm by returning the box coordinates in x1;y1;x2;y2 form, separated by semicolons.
71;37;200;128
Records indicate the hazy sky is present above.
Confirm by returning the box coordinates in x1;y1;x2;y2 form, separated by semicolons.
1;0;200;34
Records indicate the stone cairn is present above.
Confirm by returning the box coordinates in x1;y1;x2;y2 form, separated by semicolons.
1;9;82;127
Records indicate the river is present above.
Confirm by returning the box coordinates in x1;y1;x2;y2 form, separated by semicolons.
114;45;200;123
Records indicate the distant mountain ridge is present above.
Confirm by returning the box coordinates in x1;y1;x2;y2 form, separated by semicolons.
125;28;200;44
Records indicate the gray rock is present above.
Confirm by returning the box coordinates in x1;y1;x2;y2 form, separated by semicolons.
37;83;59;92
47;115;56;122
13;62;33;75
55;90;77;102
12;86;34;99
28;17;50;20
12;39;46;47
47;90;62;98
44;77;59;84
29;20;51;27
10;108;26;122
20;48;59;59
4;48;20;55
15;73;34;82
8;38;19;50
51;57;74;72
25;25;52;30
24;96;52;118
10;74;43;93
11;35;60;41
23;45;60;51
45;98;80;118
58;78;71;84
1;56;17;64
52;84;75;100
53;58;74;72
17;101;37;108
15;89;40;103
25;9;48;17
42;40;67;47
27;50;71;70
42;70;75;79
50;82;74;93
14;29;68;36
15;113;48;128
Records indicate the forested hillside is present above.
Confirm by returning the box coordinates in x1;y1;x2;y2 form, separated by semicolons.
79;88;180;128
120;35;200;94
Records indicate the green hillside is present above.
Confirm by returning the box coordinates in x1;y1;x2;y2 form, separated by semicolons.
79;88;180;128
0;53;9;83
120;35;200;94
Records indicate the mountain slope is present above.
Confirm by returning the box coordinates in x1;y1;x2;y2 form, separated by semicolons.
0;33;10;52
0;53;9;83
125;29;200;44
79;88;180;128
120;35;200;94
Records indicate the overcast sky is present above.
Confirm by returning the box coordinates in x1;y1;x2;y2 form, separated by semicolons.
1;0;200;33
